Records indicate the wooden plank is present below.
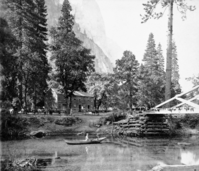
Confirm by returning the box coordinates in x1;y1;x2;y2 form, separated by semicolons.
146;122;168;125
146;125;168;128
173;95;199;108
144;129;169;132
176;97;199;109
128;120;139;123
128;127;141;130
143;132;169;135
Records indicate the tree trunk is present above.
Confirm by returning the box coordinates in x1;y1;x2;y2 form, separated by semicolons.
97;100;101;110
34;83;37;114
19;0;23;109
69;95;72;115
165;0;173;107
94;97;97;110
129;86;133;111
24;78;27;113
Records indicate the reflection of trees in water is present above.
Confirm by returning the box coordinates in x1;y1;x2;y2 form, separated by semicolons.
80;144;159;171
180;147;199;165
79;137;199;171
3;137;199;170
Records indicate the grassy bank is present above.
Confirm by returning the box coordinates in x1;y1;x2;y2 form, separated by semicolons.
168;114;199;136
0;111;118;140
1;111;199;140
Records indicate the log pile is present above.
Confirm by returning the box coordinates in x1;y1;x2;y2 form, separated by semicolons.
113;113;170;137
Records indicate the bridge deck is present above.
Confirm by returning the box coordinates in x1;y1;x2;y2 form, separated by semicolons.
144;109;199;115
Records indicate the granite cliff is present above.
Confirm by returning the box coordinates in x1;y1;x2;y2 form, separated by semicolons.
45;0;114;73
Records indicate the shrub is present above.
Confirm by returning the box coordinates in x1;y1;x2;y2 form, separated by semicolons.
1;110;29;140
181;114;199;129
93;111;127;127
1;159;41;171
55;117;81;126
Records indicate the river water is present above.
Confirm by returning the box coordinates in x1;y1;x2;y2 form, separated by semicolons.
1;135;199;171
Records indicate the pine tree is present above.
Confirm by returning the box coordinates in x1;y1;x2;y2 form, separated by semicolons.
141;0;195;105
171;41;181;97
29;0;50;109
3;0;50;111
143;33;157;75
114;51;140;110
0;17;18;101
140;34;165;108
171;41;180;84
3;0;36;108
49;0;95;114
156;43;165;73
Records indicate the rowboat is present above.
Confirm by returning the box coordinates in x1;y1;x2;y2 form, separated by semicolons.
65;137;107;145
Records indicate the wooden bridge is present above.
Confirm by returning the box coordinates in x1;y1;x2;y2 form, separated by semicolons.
152;85;199;114
112;85;199;137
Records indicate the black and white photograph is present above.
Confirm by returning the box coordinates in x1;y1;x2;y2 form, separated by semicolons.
1;0;199;170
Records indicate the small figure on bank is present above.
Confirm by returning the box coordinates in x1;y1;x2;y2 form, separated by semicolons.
85;133;89;141
96;128;100;140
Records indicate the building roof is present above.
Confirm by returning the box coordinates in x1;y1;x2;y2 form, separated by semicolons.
73;91;94;97
50;88;93;98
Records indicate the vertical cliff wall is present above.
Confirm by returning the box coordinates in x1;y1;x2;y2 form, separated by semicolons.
45;0;116;73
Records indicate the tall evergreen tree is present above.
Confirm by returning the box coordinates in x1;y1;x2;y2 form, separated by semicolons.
143;33;157;75
2;0;35;107
2;0;50;111
141;0;195;105
171;41;181;97
114;51;140;110
49;0;95;114
171;41;180;85
137;64;165;108
139;34;165;108
29;0;50;109
156;43;165;73
0;17;18;101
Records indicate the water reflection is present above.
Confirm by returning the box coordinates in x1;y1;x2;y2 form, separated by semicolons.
1;135;199;171
81;144;156;171
180;148;199;165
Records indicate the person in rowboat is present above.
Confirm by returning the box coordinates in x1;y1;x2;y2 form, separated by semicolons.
77;132;90;141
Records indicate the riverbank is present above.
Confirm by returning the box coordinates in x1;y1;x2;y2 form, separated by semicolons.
1;111;199;140
19;112;114;136
150;164;199;171
26;113;199;137
169;114;199;136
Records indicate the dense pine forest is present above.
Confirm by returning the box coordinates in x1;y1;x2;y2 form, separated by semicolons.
0;0;185;112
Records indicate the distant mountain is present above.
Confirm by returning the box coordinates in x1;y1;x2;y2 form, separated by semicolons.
45;0;116;73
73;23;113;73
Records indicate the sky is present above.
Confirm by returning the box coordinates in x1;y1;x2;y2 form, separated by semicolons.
65;0;199;92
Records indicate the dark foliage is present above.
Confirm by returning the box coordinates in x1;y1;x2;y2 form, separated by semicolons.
49;0;95;113
1;110;29;140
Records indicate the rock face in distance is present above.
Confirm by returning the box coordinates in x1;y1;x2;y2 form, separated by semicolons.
73;23;113;73
45;0;114;74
